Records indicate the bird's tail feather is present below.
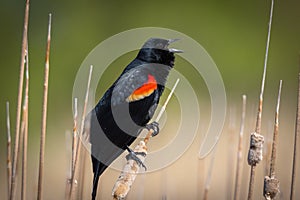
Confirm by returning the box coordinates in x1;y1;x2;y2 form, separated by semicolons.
91;156;108;200
92;170;100;200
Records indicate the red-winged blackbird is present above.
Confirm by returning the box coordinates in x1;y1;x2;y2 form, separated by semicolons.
86;38;181;200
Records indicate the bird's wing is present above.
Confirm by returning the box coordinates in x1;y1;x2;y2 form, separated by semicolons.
111;64;158;106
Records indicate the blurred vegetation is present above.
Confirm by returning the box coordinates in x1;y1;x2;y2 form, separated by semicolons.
0;0;299;199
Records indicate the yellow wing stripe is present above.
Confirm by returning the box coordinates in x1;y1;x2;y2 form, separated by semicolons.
126;74;157;102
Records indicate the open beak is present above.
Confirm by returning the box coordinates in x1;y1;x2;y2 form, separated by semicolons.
169;48;184;53
168;39;183;53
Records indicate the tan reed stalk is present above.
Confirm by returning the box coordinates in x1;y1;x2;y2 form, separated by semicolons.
21;48;29;200
79;149;87;200
10;0;30;199
65;131;72;199
227;106;237;200
202;148;217;200
65;98;78;198
72;98;78;172
247;0;274;199
6;102;12;199
37;13;52;200
233;95;247;200
69;65;93;199
290;64;300;200
269;80;282;177
263;80;282;200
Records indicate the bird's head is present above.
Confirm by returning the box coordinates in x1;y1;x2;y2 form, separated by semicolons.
137;38;182;67
141;38;183;53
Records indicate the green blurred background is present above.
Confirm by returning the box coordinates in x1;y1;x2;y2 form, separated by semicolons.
0;0;300;199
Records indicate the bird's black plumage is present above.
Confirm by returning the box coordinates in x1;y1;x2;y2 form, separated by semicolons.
85;38;180;200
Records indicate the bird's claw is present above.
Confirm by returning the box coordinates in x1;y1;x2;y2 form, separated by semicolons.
126;146;147;171
145;121;160;137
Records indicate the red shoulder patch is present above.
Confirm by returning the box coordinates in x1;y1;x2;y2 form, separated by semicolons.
127;74;157;102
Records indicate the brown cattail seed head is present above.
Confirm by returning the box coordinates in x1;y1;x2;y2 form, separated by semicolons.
248;132;264;166
264;176;280;199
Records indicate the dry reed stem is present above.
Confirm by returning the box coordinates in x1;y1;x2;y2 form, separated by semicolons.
65;98;78;198
79;149;87;200
17;117;25;200
264;123;273;176
269;80;282;177
112;79;180;200
10;0;30;199
263;80;282;200
247;166;256;200
247;0;274;199
227;107;236;199
65;131;72;199
69;65;93;200
144;79;179;144
290;70;300;200
197;124;207;198
72;98;78;172
202;147;217;200
255;0;275;133
21;104;28;200
233;95;247;200
37;13;52;200
21;49;29;200
6;102;12;199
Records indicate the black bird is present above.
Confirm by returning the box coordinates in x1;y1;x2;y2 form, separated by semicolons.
85;38;181;200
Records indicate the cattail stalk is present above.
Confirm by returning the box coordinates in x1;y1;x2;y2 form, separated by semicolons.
112;79;180;200
264;123;273;176
37;13;52;200
247;0;274;199
197;123;207;198
69;65;93;199
263;80;282;200
65;131;72;199
6;102;12;199
65;98;79;198
227;106;236;200
79;149;87;200
72;98;78;172
233;95;247;200
21;48;29;200
290;71;300;200
21;104;28;200
269;80;282;177
202;148;217;200
10;0;30;199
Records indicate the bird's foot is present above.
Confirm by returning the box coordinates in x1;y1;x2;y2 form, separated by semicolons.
126;146;147;171
145;121;160;137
